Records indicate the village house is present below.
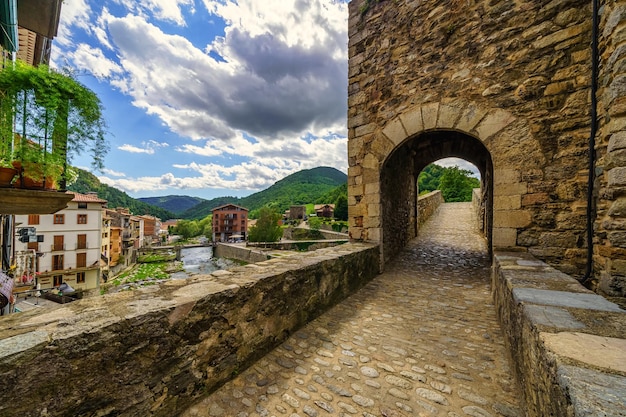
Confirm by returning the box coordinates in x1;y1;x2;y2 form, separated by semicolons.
13;192;107;292
212;204;248;242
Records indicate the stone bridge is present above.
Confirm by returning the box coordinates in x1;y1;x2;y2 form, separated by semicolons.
1;1;626;416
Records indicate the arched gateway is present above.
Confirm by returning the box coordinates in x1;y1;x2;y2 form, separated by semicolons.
349;100;543;264
347;0;626;296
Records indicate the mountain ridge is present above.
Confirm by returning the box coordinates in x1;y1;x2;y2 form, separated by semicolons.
71;166;347;220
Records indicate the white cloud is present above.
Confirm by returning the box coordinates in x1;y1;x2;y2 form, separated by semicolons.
118;140;169;155
59;0;350;196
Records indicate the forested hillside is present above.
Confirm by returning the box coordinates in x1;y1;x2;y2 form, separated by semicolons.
68;169;177;220
180;166;347;219
138;195;206;215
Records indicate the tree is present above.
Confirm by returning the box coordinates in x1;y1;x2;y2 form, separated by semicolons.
248;206;283;242
334;195;348;221
174;219;200;240
439;166;480;202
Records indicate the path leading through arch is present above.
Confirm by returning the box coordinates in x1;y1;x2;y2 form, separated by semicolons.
182;203;522;417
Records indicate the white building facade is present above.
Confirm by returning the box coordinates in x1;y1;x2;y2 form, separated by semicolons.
14;193;107;291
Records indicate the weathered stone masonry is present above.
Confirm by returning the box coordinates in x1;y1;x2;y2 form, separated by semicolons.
348;0;626;296
0;244;379;417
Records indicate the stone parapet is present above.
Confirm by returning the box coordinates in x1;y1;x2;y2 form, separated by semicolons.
492;252;625;417
0;243;380;417
417;190;444;228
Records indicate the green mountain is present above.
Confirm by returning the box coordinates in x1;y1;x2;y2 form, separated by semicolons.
68;166;347;221
138;195;206;215
68;169;177;220
181;166;347;219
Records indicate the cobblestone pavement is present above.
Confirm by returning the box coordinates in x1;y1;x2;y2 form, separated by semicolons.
181;203;523;417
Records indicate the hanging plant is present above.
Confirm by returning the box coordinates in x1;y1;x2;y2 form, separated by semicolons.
0;60;107;189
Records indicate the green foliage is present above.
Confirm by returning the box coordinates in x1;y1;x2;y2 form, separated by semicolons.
316;182;347;205
248;206;283;242
68;168;176;220
439;166;480;202
0;61;107;173
308;216;322;231
173;219;200;239
418;164;446;193
334;194;348;221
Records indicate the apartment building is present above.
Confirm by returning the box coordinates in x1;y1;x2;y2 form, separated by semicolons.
212;204;248;242
14;192;107;291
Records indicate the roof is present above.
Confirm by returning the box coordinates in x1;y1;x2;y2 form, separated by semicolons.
212;204;249;211
314;204;335;210
69;192;107;204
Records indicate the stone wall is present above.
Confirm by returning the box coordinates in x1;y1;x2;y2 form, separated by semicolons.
0;243;379;417
417;190;444;228
348;0;597;279
492;252;625;417
596;1;626;296
214;242;273;263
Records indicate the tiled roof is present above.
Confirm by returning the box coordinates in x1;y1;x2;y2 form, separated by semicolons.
69;192;107;204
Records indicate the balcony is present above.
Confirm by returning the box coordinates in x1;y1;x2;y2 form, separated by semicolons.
0;188;73;214
51;243;65;251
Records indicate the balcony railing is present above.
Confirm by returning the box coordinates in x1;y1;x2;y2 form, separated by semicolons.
51;244;65;251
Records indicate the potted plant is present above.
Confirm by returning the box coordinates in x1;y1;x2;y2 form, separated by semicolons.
0;61;107;191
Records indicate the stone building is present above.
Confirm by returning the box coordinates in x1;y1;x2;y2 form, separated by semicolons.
347;0;626;296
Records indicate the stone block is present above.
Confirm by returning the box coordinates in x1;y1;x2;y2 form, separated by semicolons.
608;167;626;186
355;123;377;137
364;182;380;195
382;118;407;146
399;106;424;137
348;184;364;197
494;169;521;184
370;134;394;159
522;193;549;206
475;109;516;140
421;102;439;130
362;153;380;170
366;203;380;217
364;192;380;205
494;182;528;196
437;103;463;129
348;136;364;158
455;103;487;133
512;288;623;312
492;227;518;247
541;332;626;373
609;131;626;152
494;210;532;228
495;195;521;210
524;305;585;330
532;22;587;50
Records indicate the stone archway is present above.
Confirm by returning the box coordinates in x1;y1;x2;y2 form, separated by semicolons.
348;100;545;268
380;130;493;265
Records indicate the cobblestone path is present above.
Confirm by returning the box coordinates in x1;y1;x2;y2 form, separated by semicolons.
182;203;522;417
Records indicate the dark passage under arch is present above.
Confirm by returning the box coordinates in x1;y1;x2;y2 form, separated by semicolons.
380;130;493;265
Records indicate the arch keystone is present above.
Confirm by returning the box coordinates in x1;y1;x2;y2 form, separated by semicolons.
437;103;463;129
421;102;440;130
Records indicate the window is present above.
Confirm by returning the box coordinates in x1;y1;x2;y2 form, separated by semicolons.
77;234;87;250
28;214;39;225
78;202;87;209
52;255;64;271
76;253;87;268
53;275;63;286
54;214;65;224
76;272;85;284
77;214;87;224
53;235;64;251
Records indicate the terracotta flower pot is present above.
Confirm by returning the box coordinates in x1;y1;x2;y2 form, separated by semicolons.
0;166;17;187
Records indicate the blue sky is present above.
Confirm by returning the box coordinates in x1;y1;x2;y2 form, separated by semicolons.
53;0;476;200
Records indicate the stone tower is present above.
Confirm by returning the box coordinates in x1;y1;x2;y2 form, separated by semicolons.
347;0;626;297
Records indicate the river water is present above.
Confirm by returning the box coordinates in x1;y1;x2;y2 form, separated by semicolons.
172;246;238;278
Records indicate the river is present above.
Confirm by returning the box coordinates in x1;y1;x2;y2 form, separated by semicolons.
172;246;239;278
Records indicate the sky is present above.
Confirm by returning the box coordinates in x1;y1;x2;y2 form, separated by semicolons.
53;0;477;200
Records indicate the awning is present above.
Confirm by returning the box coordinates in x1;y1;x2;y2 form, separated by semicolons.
0;0;18;52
